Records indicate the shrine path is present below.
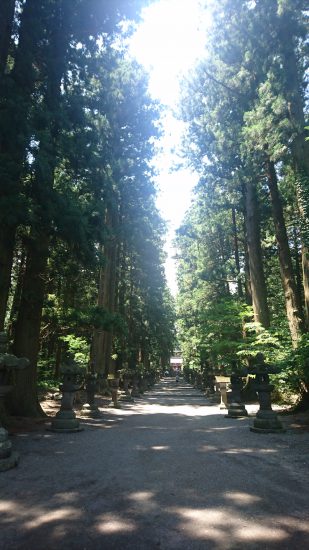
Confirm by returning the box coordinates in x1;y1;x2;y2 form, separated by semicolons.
1;378;309;550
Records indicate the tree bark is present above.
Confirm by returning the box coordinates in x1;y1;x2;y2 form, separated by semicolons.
266;159;303;344
103;212;118;376
217;224;230;295
301;246;309;327
8;239;27;334
0;0;45;330
115;239;127;369
231;207;243;298
8;232;49;416
54;339;62;379
277;8;309;324
7;1;66;416
0;0;15;75
92;206;118;376
245;178;270;328
92;264;106;375
0;225;15;330
292;225;304;318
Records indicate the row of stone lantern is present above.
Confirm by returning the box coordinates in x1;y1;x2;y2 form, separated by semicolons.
195;353;285;433
48;364;159;433
1;339;160;471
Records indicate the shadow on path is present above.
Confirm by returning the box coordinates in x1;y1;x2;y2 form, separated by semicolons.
1;379;309;549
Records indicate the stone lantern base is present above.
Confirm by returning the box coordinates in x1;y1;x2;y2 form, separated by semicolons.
119;392;134;403
80;403;101;418
49;410;83;433
0;427;20;472
225;402;248;418
250;409;286;433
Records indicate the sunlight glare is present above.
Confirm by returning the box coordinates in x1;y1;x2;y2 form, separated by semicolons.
129;0;211;294
130;0;209;104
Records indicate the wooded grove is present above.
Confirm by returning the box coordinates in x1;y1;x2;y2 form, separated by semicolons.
0;0;308;418
0;0;175;417
175;0;309;408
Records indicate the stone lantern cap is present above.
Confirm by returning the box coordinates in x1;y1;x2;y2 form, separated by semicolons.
0;354;29;370
59;363;85;392
0;332;29;372
59;364;83;375
107;374;120;388
247;353;281;375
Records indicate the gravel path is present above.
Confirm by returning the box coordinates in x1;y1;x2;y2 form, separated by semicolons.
1;378;309;550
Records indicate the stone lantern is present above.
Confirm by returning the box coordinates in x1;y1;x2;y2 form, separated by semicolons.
49;365;84;432
80;372;101;418
225;367;248;419
0;332;29;472
119;366;134;403
248;353;285;433
131;368;141;398
108;374;121;408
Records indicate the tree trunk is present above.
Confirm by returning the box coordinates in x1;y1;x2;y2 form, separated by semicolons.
231;207;243;298
0;225;15;330
0;0;46;329
92;265;106;375
0;0;15;75
244;243;252;306
8;232;49;416
301;246;309;326
292;225;304;319
103;218;118;376
266;159;303;344
8;238;27;335
115;240;127;368
278;8;309;324
54;339;62;379
217;224;230;295
241;183;252;306
92;206;118;376
245;178;270;328
6;1;65;416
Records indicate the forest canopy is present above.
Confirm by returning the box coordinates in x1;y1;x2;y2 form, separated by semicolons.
0;0;308;416
175;0;309;407
0;0;175;417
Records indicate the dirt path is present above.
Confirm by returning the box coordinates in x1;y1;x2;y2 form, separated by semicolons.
1;379;309;549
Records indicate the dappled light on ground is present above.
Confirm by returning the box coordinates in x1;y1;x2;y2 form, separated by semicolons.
95;513;137;534
1;379;309;549
224;491;262;504
170;506;291;545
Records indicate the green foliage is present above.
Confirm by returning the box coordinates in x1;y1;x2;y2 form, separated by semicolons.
60;335;89;367
175;0;309;405
275;334;309;396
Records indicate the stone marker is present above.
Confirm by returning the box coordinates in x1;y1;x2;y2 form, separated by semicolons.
215;376;230;409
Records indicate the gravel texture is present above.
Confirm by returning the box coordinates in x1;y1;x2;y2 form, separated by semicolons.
1;378;309;549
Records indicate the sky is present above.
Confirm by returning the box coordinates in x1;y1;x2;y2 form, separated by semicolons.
129;0;210;295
